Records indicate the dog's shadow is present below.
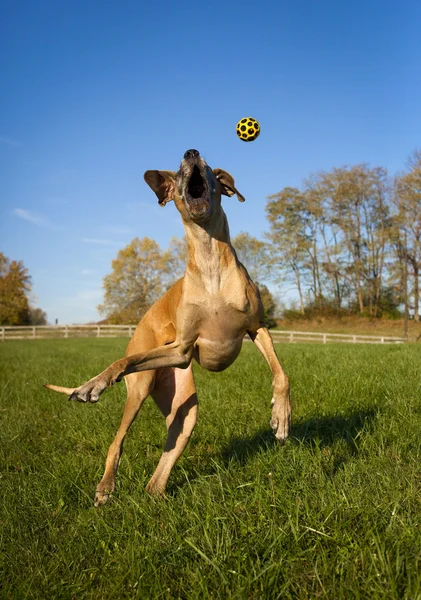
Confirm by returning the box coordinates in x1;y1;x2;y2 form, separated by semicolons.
221;409;378;467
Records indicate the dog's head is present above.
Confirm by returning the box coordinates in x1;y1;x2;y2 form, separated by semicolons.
144;150;245;224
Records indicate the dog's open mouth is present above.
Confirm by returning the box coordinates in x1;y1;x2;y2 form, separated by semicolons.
188;165;206;199
185;165;211;219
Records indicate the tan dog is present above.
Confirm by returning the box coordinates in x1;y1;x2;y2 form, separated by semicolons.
46;149;290;506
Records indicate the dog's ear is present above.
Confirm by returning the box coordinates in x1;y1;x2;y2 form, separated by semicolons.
144;170;176;206
213;169;245;202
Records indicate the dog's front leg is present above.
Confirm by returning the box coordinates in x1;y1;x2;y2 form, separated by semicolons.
248;327;291;443
46;340;193;403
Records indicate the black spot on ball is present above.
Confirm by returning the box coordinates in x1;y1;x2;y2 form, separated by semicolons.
242;133;247;138
241;125;246;131
248;128;255;135
241;118;247;123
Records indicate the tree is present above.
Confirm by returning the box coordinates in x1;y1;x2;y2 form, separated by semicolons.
167;236;188;280
98;237;177;324
266;165;392;318
266;187;310;314
29;307;48;325
393;150;421;320
303;176;343;309
258;284;278;328
0;252;31;325
231;232;278;327
232;232;270;283
319;165;391;317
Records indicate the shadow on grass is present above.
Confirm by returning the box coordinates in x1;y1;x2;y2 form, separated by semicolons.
221;409;378;467
165;409;379;495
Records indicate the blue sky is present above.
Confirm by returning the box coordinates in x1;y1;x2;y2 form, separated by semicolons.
1;0;420;323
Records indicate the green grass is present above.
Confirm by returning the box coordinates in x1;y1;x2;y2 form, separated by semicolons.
1;339;421;599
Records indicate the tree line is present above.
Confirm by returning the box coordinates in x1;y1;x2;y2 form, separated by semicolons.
266;150;421;320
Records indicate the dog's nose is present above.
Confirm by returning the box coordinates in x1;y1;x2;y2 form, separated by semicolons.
184;149;200;160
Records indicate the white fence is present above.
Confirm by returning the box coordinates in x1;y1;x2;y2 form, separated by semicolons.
269;330;405;344
0;325;136;341
0;325;406;344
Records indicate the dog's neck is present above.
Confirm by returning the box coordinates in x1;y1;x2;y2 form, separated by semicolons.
183;207;236;292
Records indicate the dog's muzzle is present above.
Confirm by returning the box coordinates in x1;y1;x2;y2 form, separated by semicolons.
184;149;200;160
180;150;212;221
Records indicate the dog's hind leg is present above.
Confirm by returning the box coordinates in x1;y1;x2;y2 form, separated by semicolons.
94;370;155;507
146;364;198;496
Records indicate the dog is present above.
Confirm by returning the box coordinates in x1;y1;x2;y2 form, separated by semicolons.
45;149;291;506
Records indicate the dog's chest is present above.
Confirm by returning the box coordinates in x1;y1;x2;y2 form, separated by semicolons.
193;333;243;372
191;303;248;372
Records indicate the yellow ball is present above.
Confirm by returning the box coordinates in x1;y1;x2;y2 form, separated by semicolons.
236;117;260;142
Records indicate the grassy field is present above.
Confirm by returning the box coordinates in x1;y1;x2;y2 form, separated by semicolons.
1;339;421;599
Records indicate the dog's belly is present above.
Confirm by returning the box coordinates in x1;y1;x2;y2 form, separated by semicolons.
193;335;244;372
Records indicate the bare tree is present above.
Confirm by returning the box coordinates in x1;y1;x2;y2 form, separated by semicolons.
232;232;271;283
393;150;421;321
318;165;391;316
266;188;310;314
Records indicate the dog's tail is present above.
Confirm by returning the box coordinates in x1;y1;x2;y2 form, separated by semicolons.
44;383;77;395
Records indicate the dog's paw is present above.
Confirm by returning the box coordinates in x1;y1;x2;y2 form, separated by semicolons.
145;480;167;498
270;399;291;444
69;378;107;403
270;417;289;444
94;489;112;507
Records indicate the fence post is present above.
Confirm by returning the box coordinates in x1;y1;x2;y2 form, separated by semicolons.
32;326;36;339
97;326;101;338
64;325;68;339
1;327;4;342
289;332;294;343
381;337;384;343
353;336;357;344
323;334;327;344
129;325;133;337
